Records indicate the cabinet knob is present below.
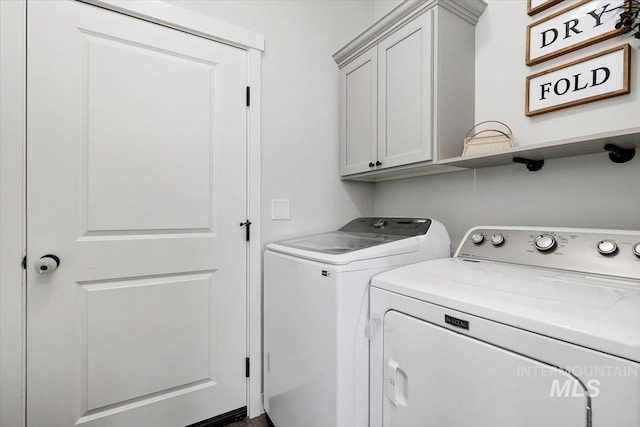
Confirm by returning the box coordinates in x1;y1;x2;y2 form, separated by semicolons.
369;162;375;168
376;161;382;166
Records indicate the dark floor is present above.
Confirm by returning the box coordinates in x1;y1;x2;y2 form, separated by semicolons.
224;414;269;427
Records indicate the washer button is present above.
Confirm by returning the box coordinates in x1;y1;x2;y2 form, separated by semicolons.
632;243;640;257
534;234;556;252
597;240;617;255
471;233;484;245
491;234;505;247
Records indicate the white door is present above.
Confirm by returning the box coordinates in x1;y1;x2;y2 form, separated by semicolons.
377;11;433;169
382;311;589;427
339;47;378;176
27;1;248;426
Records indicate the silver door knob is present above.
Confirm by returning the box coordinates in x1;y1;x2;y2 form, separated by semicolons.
35;254;60;274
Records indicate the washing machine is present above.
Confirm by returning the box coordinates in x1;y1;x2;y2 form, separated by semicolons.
263;217;451;427
370;226;640;427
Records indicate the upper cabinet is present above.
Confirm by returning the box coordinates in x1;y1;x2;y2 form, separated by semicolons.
377;11;433;170
334;0;486;181
340;47;378;176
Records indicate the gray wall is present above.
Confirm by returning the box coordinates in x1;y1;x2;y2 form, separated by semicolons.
374;153;640;248
374;0;640;248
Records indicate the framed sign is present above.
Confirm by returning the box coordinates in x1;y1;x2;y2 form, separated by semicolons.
528;0;565;16
526;0;627;66
526;44;630;117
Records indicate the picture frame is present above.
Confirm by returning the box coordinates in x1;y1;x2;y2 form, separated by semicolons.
526;0;627;66
525;44;630;117
527;0;565;16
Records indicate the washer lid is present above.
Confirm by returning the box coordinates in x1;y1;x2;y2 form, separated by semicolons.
273;231;404;255
265;217;447;265
266;232;421;265
371;258;640;362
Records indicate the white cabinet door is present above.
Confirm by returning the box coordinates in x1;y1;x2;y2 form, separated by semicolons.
340;47;378;176
27;1;247;426
382;311;589;427
377;12;433;169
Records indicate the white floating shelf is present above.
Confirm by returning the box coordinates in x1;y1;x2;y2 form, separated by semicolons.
438;127;640;170
342;127;640;182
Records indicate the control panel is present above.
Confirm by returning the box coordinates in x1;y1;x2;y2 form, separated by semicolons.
457;227;640;280
339;217;432;237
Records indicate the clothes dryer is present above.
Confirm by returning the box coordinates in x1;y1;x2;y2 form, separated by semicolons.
370;226;640;427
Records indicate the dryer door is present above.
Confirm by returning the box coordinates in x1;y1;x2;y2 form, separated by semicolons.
382;311;590;427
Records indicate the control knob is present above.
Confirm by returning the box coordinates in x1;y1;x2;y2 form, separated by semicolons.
534;234;556;252
633;243;640;258
491;234;505;247
596;240;618;256
471;233;484;245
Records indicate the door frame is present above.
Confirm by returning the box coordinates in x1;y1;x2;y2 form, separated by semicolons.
0;1;264;425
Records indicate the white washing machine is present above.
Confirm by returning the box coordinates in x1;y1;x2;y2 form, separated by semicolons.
370;226;640;427
264;217;451;427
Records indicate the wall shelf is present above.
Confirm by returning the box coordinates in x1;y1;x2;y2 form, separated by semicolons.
342;127;640;181
438;127;640;170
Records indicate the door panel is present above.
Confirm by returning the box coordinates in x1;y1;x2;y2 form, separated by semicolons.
27;1;247;426
340;47;377;176
378;11;433;169
84;30;216;232
85;274;212;410
382;311;589;427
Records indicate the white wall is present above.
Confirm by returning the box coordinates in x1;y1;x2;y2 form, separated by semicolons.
373;0;403;21
168;0;640;247
374;153;640;247
476;0;640;144
374;0;640;247
167;0;375;245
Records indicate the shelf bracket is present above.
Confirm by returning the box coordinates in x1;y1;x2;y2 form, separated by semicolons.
512;157;544;172
604;144;635;164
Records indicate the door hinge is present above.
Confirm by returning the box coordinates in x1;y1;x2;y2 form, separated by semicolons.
245;357;250;378
246;86;250;107
22;255;26;270
240;220;252;241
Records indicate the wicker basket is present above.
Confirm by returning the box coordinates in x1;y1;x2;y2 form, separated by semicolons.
462;121;514;156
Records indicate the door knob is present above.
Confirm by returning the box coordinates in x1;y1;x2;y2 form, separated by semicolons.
35;254;60;274
375;161;382;166
369;162;375;168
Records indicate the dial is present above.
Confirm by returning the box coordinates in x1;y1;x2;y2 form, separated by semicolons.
596;240;618;255
471;233;484;245
632;243;640;257
491;234;505;247
534;234;556;252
